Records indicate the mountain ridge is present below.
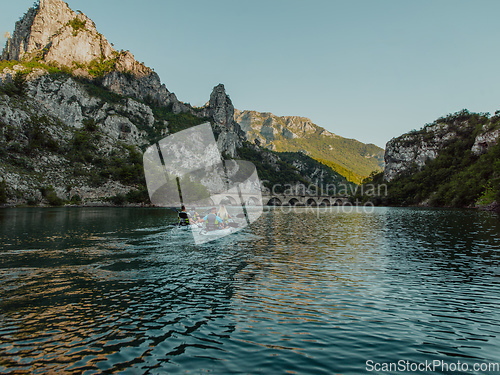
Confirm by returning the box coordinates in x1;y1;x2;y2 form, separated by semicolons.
0;0;358;206
3;0;383;180
234;109;384;183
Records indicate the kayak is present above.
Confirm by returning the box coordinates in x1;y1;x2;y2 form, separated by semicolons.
174;223;240;243
189;223;203;231
198;227;234;236
175;223;203;231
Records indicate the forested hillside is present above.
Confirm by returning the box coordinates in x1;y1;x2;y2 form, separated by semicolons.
354;110;500;209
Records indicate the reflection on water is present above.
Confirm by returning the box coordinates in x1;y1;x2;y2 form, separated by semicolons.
0;207;499;374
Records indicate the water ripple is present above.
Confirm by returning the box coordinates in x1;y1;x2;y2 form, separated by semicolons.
0;207;499;373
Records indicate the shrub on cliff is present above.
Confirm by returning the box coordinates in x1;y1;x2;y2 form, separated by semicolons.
0;72;27;96
87;58;117;77
0;181;8;204
67;17;86;36
25;115;60;154
110;194;126;205
40;186;64;206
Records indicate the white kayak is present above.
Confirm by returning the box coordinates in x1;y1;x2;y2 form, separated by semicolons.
174;223;240;241
175;223;203;231
189;224;203;231
198;227;235;236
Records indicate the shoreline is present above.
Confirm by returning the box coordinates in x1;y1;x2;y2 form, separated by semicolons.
1;202;499;214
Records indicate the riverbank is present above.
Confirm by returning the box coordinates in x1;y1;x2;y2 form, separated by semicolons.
2;201;499;215
0;202;152;209
476;201;500;213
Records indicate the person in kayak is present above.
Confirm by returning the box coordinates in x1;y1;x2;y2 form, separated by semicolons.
217;204;231;226
178;206;191;226
189;207;203;223
203;207;225;231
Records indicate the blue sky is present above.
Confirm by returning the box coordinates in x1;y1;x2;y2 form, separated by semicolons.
2;0;500;148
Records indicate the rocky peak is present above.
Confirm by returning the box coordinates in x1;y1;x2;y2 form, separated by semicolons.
1;0;162;79
207;84;245;157
284;116;317;135
2;0;114;65
208;83;245;137
209;84;235;128
31;0;77;52
3;0;71;60
1;0;185;109
2;7;37;61
234;110;323;145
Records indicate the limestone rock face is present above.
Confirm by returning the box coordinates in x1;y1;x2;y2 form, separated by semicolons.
101;71;177;107
216;131;240;159
208;84;245;157
1;0;184;109
384;138;448;182
384;119;500;181
0;95;32;127
472;128;500;155
26;74;154;146
2;0;113;65
43;16;113;66
234;110;334;146
113;51;150;77
0;72;161;205
28;75;99;127
1;7;38;60
260;123;278;141
383;123;460;181
284;116;317;136
282;128;297;140
172;99;196;115
209;84;236;131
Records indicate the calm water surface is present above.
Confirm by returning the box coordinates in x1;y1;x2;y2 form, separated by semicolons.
0;207;499;374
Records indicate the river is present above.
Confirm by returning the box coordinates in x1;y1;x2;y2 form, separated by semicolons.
0;206;499;374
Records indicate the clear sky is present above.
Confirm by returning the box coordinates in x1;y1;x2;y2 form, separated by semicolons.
2;0;500;148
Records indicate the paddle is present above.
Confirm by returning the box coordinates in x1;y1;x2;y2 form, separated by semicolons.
235;213;246;219
227;222;239;228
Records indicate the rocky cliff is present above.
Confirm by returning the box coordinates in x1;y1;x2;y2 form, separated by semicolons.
384;123;456;181
3;0;117;68
1;70;158;205
0;63;252;205
0;0;353;206
235;110;331;145
384;110;500;181
210;84;245;158
1;0;249;153
363;110;500;209
235;109;384;182
0;70;352;205
2;0;189;113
